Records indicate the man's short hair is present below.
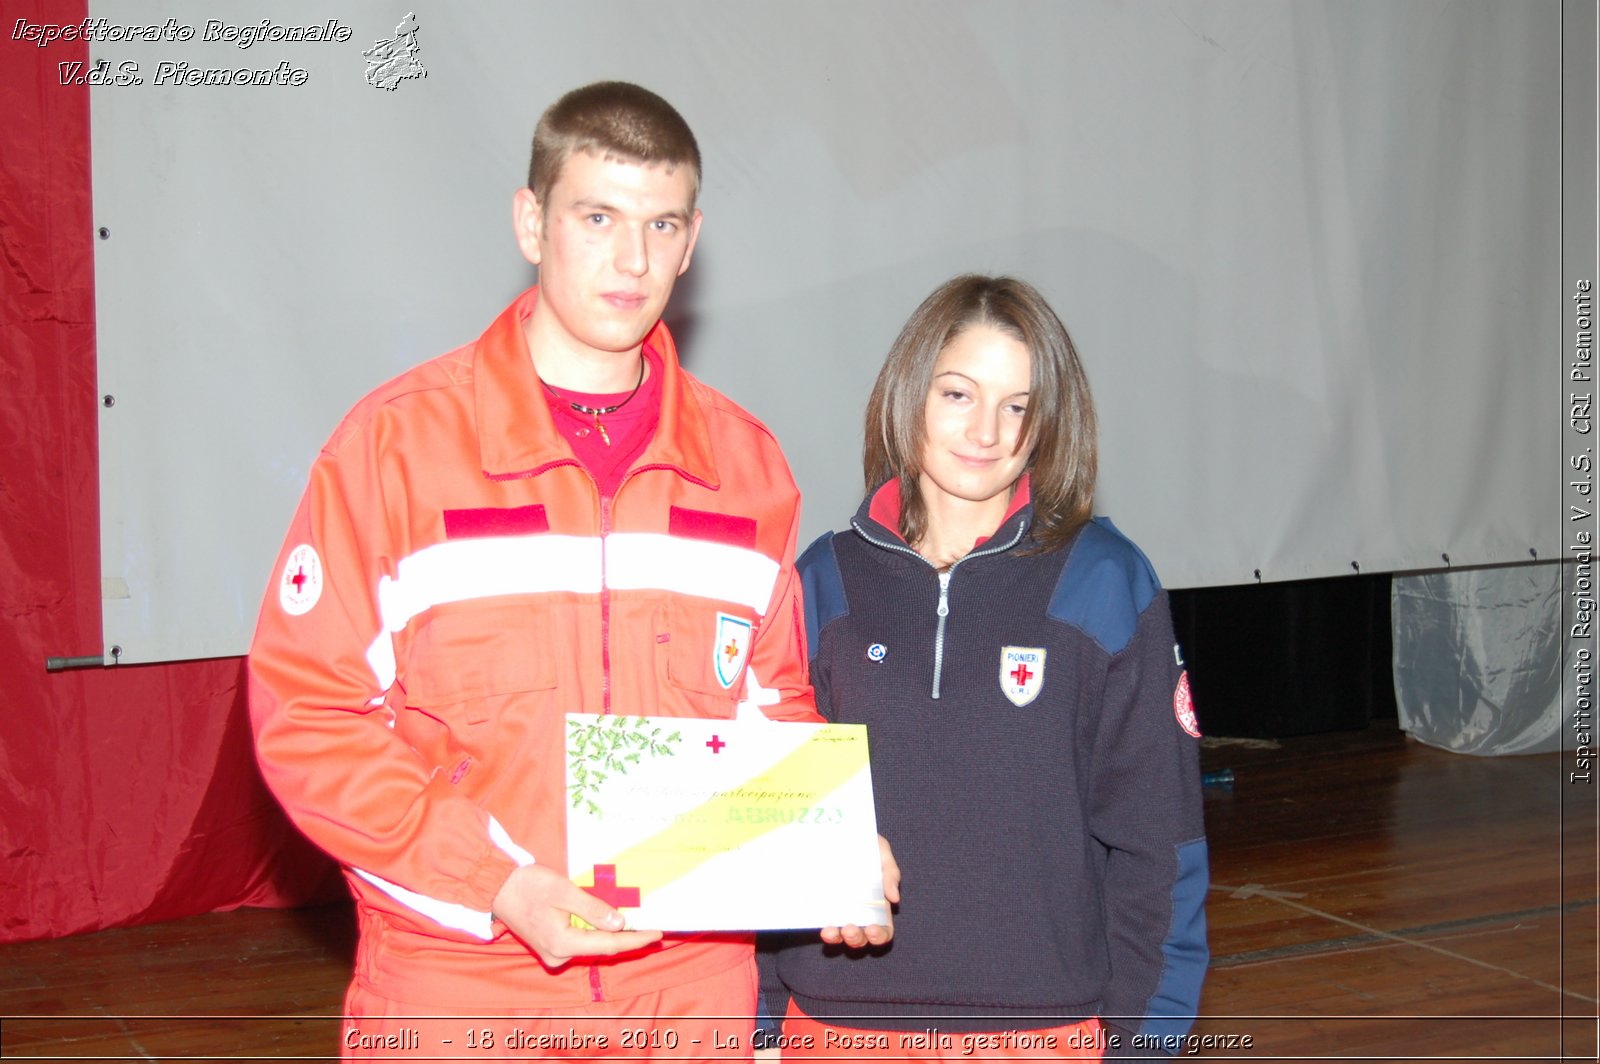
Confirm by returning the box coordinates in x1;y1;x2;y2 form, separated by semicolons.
528;81;702;205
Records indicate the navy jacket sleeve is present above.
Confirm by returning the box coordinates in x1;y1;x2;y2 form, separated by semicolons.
1052;522;1209;1052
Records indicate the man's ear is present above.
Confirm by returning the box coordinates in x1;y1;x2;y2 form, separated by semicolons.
512;188;543;267
676;208;704;278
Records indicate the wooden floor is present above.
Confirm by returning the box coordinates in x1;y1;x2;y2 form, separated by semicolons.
1189;724;1596;1062
2;721;1595;1061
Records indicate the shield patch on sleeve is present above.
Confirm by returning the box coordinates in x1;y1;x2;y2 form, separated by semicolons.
714;612;753;689
999;646;1046;707
1174;670;1202;737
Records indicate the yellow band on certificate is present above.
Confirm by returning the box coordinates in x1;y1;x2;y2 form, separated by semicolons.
565;714;886;931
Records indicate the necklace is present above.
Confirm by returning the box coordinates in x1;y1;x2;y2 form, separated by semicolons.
547;357;645;446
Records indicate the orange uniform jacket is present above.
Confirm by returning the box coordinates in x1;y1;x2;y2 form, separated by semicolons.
248;288;820;1008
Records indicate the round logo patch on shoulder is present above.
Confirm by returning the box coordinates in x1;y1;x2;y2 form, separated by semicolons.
1173;671;1201;738
279;544;323;616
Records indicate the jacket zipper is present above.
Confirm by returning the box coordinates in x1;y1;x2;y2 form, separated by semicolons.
588;462;724;1002
851;518;1028;699
599;492;614;718
586;478;614;1003
932;571;952;698
595;462;715;719
492;451;716;1004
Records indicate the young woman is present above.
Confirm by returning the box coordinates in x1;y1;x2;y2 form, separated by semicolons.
768;275;1208;1059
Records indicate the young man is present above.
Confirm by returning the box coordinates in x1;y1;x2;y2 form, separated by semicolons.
248;82;890;1060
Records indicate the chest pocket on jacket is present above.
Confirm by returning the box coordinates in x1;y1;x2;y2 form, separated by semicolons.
402;601;558;723
659;599;755;716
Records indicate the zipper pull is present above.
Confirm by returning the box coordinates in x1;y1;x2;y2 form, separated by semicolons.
937;571;951;616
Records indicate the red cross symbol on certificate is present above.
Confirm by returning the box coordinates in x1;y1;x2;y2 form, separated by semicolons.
289;566;307;593
706;734;726;754
1010;662;1033;687
583;864;640;907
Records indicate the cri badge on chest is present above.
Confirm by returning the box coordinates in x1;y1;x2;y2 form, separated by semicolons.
713;612;752;689
999;646;1046;707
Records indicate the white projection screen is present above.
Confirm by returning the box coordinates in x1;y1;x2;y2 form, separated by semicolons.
89;0;1564;664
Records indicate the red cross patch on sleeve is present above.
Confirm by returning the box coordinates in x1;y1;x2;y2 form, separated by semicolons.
278;544;323;616
1174;671;1201;737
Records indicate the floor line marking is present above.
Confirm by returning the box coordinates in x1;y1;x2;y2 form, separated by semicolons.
1208;882;1598;1004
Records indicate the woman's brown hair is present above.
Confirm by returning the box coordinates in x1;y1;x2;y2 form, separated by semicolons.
863;274;1098;554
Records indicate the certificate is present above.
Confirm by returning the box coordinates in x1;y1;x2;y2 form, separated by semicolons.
565;713;888;931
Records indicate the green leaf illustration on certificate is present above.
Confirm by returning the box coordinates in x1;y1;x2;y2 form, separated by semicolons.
567;715;682;817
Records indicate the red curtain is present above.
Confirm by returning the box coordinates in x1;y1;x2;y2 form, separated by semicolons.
0;0;338;944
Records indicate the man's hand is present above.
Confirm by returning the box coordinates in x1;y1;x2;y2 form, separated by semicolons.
820;834;901;948
492;863;663;969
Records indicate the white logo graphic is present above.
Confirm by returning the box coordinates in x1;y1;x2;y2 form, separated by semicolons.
866;643;887;663
714;613;753;689
364;13;426;91
279;544;323;615
999;646;1046;707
